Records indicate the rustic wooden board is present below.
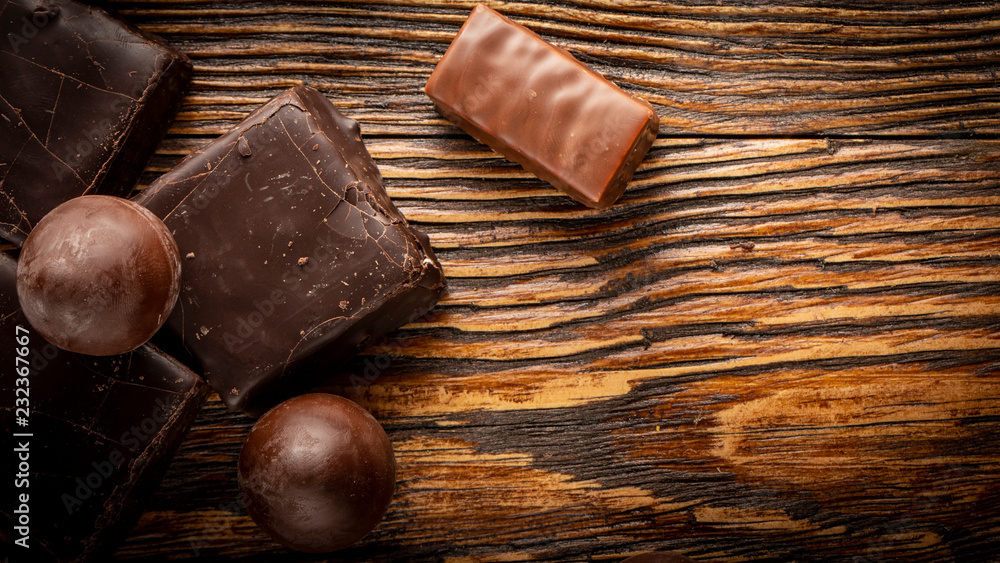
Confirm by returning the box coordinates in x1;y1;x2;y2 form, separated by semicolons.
107;1;1000;562
118;0;1000;137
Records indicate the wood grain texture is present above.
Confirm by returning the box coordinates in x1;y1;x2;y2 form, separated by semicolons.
117;134;1000;562
102;1;1000;562
114;0;1000;137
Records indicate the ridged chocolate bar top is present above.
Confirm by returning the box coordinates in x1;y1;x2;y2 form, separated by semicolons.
425;4;659;209
135;85;445;415
0;0;191;245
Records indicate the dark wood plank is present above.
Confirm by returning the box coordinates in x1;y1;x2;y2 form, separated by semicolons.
112;0;1000;137
117;136;1000;562
78;1;1000;561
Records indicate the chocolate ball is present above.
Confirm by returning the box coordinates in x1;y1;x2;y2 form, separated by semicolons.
620;552;696;563
238;393;396;553
16;195;181;356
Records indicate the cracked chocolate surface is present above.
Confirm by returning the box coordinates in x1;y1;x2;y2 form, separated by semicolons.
0;252;206;562
135;85;445;415
0;0;191;245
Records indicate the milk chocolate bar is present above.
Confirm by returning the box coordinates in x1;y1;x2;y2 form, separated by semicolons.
425;4;659;209
0;253;206;562
0;0;192;245
134;85;445;415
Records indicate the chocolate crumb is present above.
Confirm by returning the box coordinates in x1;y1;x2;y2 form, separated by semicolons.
238;136;252;157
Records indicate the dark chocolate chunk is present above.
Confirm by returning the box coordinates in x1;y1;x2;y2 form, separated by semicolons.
425;4;659;209
16;195;181;356
134;85;445;415
0;0;192;245
239;393;396;552
0;252;206;562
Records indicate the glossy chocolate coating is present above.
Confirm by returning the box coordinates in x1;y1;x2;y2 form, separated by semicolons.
0;252;206;562
425;4;659;209
16;195;181;356
238;393;396;553
134;85;445;415
620;552;697;563
0;0;191;245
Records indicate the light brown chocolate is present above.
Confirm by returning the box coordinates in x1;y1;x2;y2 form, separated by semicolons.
425;4;659;209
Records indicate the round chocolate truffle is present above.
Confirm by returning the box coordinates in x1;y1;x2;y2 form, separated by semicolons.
16;195;181;356
620;552;696;563
238;393;396;553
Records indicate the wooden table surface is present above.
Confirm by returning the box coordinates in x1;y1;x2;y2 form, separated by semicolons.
110;1;1000;561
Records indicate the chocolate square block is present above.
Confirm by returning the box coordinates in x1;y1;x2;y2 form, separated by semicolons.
135;85;445;415
425;4;659;209
0;0;192;245
0;252;206;562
